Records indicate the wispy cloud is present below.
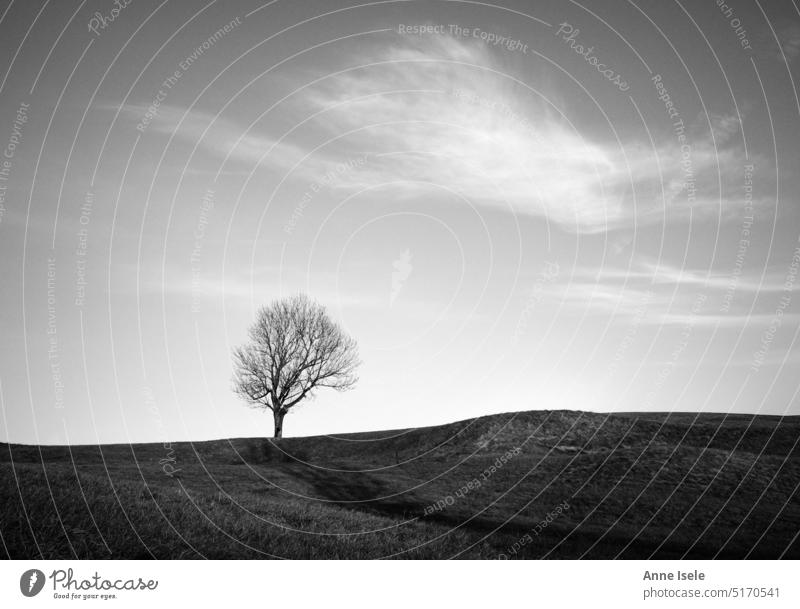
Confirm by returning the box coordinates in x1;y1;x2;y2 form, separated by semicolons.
541;257;799;326
709;112;742;145
573;258;798;295
294;34;762;233
119;35;764;234
778;23;800;62
120;103;309;173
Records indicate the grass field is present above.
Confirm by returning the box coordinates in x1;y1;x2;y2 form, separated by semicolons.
2;409;799;559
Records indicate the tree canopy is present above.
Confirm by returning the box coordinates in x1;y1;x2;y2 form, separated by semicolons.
232;294;360;438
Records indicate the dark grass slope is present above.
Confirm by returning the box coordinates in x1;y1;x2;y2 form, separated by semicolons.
2;410;799;559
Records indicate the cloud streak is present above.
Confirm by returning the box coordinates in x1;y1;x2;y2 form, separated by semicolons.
541;257;800;327
121;102;309;173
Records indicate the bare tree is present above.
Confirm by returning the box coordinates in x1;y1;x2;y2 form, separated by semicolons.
232;294;360;438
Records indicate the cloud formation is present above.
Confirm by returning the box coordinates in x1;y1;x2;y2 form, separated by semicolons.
295;34;760;233
122;34;764;234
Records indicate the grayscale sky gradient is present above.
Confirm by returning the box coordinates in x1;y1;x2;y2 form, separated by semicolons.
1;0;800;444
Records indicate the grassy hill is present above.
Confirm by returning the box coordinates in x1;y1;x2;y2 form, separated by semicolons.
2;409;799;559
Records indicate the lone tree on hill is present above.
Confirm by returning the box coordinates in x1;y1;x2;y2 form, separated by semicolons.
232;294;360;438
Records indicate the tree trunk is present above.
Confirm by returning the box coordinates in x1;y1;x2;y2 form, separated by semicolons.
273;409;286;439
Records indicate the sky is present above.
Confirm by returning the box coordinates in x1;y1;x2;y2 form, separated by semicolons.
1;0;800;445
